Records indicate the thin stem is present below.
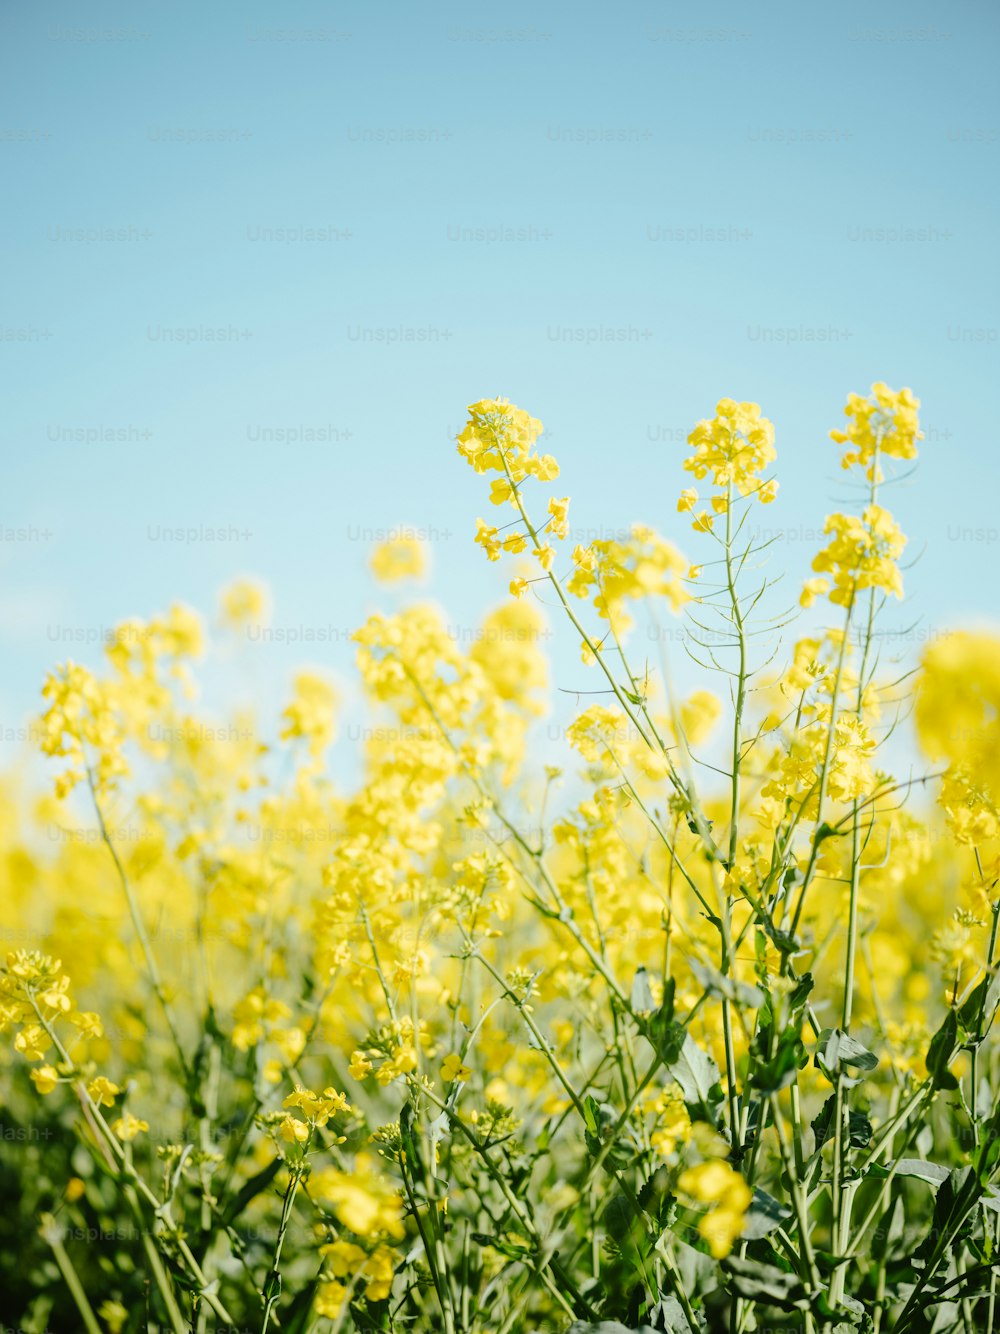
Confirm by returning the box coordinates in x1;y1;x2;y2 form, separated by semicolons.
261;1163;306;1334
41;1215;104;1334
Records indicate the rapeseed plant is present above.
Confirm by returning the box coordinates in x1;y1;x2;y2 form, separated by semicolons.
1;384;998;1334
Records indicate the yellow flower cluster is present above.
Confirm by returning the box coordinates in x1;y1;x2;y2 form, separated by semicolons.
830;381;922;481
312;1152;406;1239
457;397;554;482
649;1084;691;1158
279;670;338;766
278;1085;352;1144
316;1239;396;1315
806;504;907;607
917;632;1000;847
39;663;127;798
219;577;270;630
370;535;428;583
0;950;115;1104
567;523;690;637
678;1158;753;1259
457;399;568;591
40;603;207;796
678;398;777;532
231;985;293;1053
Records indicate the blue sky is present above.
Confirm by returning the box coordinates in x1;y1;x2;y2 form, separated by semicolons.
2;0;998;770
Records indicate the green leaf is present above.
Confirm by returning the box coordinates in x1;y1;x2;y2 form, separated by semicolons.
654;1023;721;1111
662;1236;717;1298
648;1295;705;1333
925;1009;961;1090
564;1324;660;1334
788;971;815;1013
221;1157;281;1227
958;973;996;1038
603;1192;638;1243
583;1094;601;1136
815;1028;879;1084
741;1188;793;1240
722;1255;809;1309
750;1023;807;1095
637;1165;675;1230
690;960;765;1010
811;1097;872;1152
973;1108;1000;1183
815;1290;868;1328
866;1159;950;1187
916;1165;978;1264
632;966;657;1015
283;1274;326;1334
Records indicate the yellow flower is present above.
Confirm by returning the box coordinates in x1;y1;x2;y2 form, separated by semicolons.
441;1052;472;1083
98;1299;128;1334
312;1153;405;1239
39;661;128;797
362;1244;396;1300
283;1086;351;1126
320;1237;367;1277
547;496;570;540
474;518;503;562
280;671;338;763
683;399;777;498
30;1065;59;1095
458;401;565;568
811;505;906;605
370;535;428;583
830;382;921;481
349;1050;373;1080
489;477;515;506
678;690;722;746
319;1239;396;1302
566;522;690;634
799;577;830;608
112;1113;149;1142
69;1011;104;1039
677;1159;752;1259
698;1202;748;1259
87;1076;120;1107
314;1280;348;1318
15;1026;50;1061
219;577;270;629
279;1114;310;1144
650;1086;690;1158
457;399;548;480
916;632;1000;844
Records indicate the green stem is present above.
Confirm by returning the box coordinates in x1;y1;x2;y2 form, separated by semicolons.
41;1214;104;1334
261;1163;305;1334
